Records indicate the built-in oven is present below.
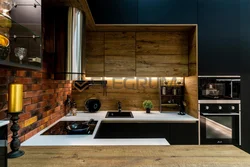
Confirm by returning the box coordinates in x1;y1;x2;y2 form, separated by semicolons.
199;101;241;145
198;76;240;100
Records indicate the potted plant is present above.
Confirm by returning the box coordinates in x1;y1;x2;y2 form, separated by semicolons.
142;100;153;113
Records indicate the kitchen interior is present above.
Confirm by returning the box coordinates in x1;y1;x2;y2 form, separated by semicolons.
0;0;250;167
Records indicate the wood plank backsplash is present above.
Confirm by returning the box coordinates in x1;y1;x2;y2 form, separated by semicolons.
72;78;160;111
86;31;189;77
86;32;105;77
185;28;198;118
105;32;136;77
82;28;198;113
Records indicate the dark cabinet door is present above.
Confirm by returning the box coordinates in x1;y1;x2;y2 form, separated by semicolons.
138;0;197;24
198;0;240;75
87;0;137;24
240;0;250;154
94;122;170;139
0;125;7;167
169;123;198;145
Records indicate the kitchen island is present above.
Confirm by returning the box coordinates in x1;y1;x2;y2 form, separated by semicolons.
8;145;250;167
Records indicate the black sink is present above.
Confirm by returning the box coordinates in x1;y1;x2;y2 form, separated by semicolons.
105;111;134;118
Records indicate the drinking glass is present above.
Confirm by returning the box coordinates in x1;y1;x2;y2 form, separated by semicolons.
14;47;27;64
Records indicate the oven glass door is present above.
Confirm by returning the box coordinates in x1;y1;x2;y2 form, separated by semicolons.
200;114;239;144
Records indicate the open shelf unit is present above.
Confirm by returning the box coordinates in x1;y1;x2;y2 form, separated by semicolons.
0;0;42;70
159;77;185;112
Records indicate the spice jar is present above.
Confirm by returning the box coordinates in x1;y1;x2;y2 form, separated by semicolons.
70;100;77;116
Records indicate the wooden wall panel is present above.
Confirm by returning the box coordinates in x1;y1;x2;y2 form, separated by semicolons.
136;55;188;76
188;28;197;76
86;32;104;77
72;79;159;111
105;32;136;77
136;32;188;55
84;29;197;112
86;31;190;77
135;32;189;77
184;76;198;118
184;27;198;118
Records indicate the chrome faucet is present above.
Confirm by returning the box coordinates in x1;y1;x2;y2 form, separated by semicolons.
118;101;122;112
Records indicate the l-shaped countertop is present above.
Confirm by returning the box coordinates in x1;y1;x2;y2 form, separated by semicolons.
21;111;198;146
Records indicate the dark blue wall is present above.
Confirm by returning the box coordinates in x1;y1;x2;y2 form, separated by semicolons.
138;0;197;24
87;0;138;24
88;0;197;24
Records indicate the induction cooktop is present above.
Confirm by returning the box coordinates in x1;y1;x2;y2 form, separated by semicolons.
41;120;98;135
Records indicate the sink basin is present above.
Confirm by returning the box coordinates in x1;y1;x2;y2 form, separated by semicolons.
105;111;134;118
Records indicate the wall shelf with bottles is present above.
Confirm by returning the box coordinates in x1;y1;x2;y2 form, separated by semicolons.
0;0;41;70
159;77;185;112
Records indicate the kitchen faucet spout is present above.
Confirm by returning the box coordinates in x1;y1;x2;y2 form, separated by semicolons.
118;101;122;112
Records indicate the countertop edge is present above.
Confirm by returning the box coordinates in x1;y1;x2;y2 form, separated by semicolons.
0;120;9;127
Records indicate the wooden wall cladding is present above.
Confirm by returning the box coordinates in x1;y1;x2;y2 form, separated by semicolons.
86;31;190;77
86;32;105;77
105;32;136;77
188;28;197;76
184;27;198;118
184;76;198;118
72;78;159;111
136;32;188;77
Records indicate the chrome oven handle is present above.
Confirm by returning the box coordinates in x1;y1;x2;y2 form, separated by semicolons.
201;112;240;116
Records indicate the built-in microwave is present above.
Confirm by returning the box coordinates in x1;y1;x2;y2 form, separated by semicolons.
198;76;240;100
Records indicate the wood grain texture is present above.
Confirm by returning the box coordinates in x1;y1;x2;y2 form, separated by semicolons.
72;78;160;111
184;27;198;118
136;32;189;77
185;76;198;118
95;24;196;32
79;0;96;31
86;32;104;77
188;27;197;76
105;32;136;77
9;145;250;167
86;31;191;77
136;55;188;77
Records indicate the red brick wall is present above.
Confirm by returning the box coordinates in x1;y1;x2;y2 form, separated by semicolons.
0;65;72;143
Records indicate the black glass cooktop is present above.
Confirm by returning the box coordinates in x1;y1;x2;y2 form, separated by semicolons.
41;121;98;135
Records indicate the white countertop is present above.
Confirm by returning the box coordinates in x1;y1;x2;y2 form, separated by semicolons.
0;120;9;127
22;111;198;146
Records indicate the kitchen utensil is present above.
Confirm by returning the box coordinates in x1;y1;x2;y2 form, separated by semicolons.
66;118;95;134
85;98;101;112
14;47;27;64
66;123;89;134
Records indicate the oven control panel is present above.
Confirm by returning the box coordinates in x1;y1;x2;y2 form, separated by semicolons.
200;104;239;113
